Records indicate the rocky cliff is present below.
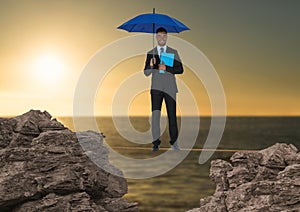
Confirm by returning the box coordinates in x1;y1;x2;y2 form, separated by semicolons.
188;143;300;212
0;110;138;212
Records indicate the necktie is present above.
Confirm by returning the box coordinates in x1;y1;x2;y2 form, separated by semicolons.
160;47;164;57
159;47;165;74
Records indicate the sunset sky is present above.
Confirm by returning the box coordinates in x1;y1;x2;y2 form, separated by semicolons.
1;0;299;116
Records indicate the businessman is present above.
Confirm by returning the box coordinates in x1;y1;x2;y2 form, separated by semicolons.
144;27;184;152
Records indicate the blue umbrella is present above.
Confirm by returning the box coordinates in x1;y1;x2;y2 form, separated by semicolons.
118;8;190;57
118;9;190;33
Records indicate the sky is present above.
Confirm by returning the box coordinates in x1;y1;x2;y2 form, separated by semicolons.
0;0;299;116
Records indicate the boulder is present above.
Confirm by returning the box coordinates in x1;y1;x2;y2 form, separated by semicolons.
187;143;300;212
0;110;138;212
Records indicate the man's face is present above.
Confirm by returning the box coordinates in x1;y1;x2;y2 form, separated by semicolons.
156;32;167;46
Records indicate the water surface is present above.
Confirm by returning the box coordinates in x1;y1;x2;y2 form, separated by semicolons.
58;116;300;212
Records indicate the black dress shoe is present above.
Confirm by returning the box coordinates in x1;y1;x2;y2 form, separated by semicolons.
152;145;159;152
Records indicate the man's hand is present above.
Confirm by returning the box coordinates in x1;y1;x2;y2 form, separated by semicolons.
158;61;166;71
150;58;156;67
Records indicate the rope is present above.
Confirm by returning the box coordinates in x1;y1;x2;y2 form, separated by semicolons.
109;146;259;152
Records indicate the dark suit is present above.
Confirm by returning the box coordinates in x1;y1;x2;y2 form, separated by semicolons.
144;46;184;145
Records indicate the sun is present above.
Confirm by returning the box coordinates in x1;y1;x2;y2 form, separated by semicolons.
34;52;65;82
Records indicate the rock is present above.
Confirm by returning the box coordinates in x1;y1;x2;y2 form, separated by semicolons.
12;110;64;136
209;159;232;192
12;192;106;212
187;143;300;212
0;110;138;212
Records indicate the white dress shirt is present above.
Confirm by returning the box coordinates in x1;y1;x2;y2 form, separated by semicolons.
157;45;167;57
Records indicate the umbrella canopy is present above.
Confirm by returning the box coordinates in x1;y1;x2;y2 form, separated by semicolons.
117;13;190;33
117;8;190;58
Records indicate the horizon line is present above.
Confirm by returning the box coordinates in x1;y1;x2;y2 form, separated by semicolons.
2;114;300;118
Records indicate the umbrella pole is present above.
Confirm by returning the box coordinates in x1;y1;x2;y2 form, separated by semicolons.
152;24;155;60
152;8;155;60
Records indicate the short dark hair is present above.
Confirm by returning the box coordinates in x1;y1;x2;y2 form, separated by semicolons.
156;27;167;34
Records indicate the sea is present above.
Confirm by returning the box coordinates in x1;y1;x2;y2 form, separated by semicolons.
57;116;300;212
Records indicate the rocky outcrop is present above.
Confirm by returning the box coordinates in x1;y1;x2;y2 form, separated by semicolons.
188;143;300;212
0;110;138;211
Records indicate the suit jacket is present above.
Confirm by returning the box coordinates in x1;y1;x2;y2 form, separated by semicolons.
144;46;184;95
